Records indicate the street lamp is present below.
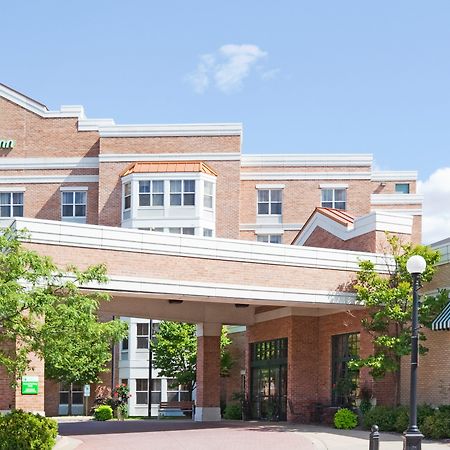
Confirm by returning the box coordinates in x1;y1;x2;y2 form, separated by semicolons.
403;254;426;450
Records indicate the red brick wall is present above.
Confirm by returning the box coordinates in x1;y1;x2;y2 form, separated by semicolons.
196;335;221;408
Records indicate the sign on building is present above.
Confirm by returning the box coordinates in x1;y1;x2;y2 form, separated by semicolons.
21;376;39;395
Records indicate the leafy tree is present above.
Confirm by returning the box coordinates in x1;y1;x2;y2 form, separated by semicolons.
0;227;127;413
348;235;449;403
151;321;232;399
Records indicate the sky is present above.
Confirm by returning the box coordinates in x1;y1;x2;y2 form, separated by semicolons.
1;1;449;243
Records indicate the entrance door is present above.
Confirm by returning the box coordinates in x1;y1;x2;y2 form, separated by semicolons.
250;338;287;421
59;382;84;415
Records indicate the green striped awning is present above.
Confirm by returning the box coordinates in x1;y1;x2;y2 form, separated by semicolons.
432;302;450;331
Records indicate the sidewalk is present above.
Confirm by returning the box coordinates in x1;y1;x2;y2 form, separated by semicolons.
54;419;450;450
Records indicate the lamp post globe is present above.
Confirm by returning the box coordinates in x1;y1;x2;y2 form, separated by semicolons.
403;254;426;450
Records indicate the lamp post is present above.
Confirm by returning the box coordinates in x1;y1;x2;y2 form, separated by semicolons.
403;255;426;450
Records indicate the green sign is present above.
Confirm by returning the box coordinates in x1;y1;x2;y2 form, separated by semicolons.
21;376;39;395
0;139;15;149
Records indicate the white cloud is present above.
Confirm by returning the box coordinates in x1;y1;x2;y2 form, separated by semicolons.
418;167;450;244
186;44;273;94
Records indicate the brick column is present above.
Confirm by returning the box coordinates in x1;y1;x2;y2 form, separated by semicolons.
195;323;221;421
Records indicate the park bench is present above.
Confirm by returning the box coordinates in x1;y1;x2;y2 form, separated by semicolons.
158;401;195;419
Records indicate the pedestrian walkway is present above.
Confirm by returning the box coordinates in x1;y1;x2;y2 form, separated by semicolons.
54;419;450;450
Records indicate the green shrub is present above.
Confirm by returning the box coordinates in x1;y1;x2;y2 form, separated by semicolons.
0;409;58;450
422;411;450;440
334;408;358;429
417;404;435;428
394;406;409;433
363;406;397;431
94;405;113;421
223;403;242;420
359;399;372;416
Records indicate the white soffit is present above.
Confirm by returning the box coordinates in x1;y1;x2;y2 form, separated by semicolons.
99;153;241;163
371;194;423;205
0;157;99;170
0;175;99;184
8;217;394;273
241;172;372;181
241;154;373;167
295;211;413;246
372;171;418;181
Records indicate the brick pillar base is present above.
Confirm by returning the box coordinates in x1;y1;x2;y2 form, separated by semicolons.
195;323;221;422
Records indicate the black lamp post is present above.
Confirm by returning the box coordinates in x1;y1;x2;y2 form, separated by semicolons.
403;254;426;450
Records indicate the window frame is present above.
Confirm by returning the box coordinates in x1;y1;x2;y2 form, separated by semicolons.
61;190;87;220
395;183;410;194
170;179;196;206
321;188;347;210
136;323;149;350
0;191;24;218
138;180;164;207
203;181;214;209
135;379;149;405
257;234;282;244
257;189;282;216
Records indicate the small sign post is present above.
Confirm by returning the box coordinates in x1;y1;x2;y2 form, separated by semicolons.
83;385;91;416
21;376;39;395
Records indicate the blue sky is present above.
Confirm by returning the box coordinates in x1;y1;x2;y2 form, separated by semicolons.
2;1;450;241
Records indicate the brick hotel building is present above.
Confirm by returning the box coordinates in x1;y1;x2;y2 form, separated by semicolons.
0;83;435;421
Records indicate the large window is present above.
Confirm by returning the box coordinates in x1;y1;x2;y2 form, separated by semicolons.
321;188;346;210
257;234;282;244
331;333;360;406
139;180;164;206
257;189;282;215
0;192;23;217
136;379;148;405
151;379;162;404
61;191;87;219
170;180;195;206
204;181;214;209
168;227;195;235
123;182;131;219
166;379;190;402
136;323;149;349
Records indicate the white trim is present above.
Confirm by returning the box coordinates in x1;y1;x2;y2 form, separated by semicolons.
100;153;240;163
372;171;418;181
96;123;242;137
371;194;423;205
371;208;422;216
255;183;286;189
319;183;349;189
241;154;373;167
0;175;98;184
9;217;395;274
294;211;413;246
240;223;303;231
60;186;89;191
0;157;99;170
255;305;361;322
0;186;26;192
254;229;285;235
241;172;372;181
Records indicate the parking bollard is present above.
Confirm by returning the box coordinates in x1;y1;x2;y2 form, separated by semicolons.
369;425;380;450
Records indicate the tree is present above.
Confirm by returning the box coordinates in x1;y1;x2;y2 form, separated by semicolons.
348;235;449;403
0;227;127;412
151;321;232;399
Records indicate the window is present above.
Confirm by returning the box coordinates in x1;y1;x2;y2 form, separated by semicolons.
257;235;282;244
120;338;129;360
257;189;282;215
395;183;410;194
151;379;162;404
0;192;23;217
136;379;148;404
331;333;360;406
59;382;83;406
166;379;190;402
123;183;131;219
139;180;164;206
136;323;149;349
121;378;128;386
204;181;214;209
203;228;213;237
321;188;346;210
170;180;195;206
61;191;87;219
168;227;195;235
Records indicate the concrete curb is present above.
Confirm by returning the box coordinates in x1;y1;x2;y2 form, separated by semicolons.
53;435;83;450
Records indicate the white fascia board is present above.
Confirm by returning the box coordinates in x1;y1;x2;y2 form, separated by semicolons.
10;217;394;273
372;171;418;181
319;183;349;189
241;172;372;181
241;154;373;167
0;175;99;184
0;157;99;170
255;184;286;189
371;208;422;216
0;186;26;192
371;194;423;205
80;273;359;307
254;228;285;235
100;152;241;163
294;211;412;246
60;186;89;191
98;123;242;137
240;223;303;231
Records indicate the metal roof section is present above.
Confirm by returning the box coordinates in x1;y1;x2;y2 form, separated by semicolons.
120;161;218;177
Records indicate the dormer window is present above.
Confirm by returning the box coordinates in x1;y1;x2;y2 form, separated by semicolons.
139;180;164;206
170;180;195;206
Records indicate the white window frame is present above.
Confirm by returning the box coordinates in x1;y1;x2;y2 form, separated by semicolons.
0;190;24;218
135;379;148;405
60;188;87;222
257;234;282;244
203;181;214;209
136;322;149;350
257;189;282;216
321;188;347;210
138;180;164;207
170;180;196;206
123;182;132;220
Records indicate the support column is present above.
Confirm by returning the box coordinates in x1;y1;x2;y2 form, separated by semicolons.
195;323;221;422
